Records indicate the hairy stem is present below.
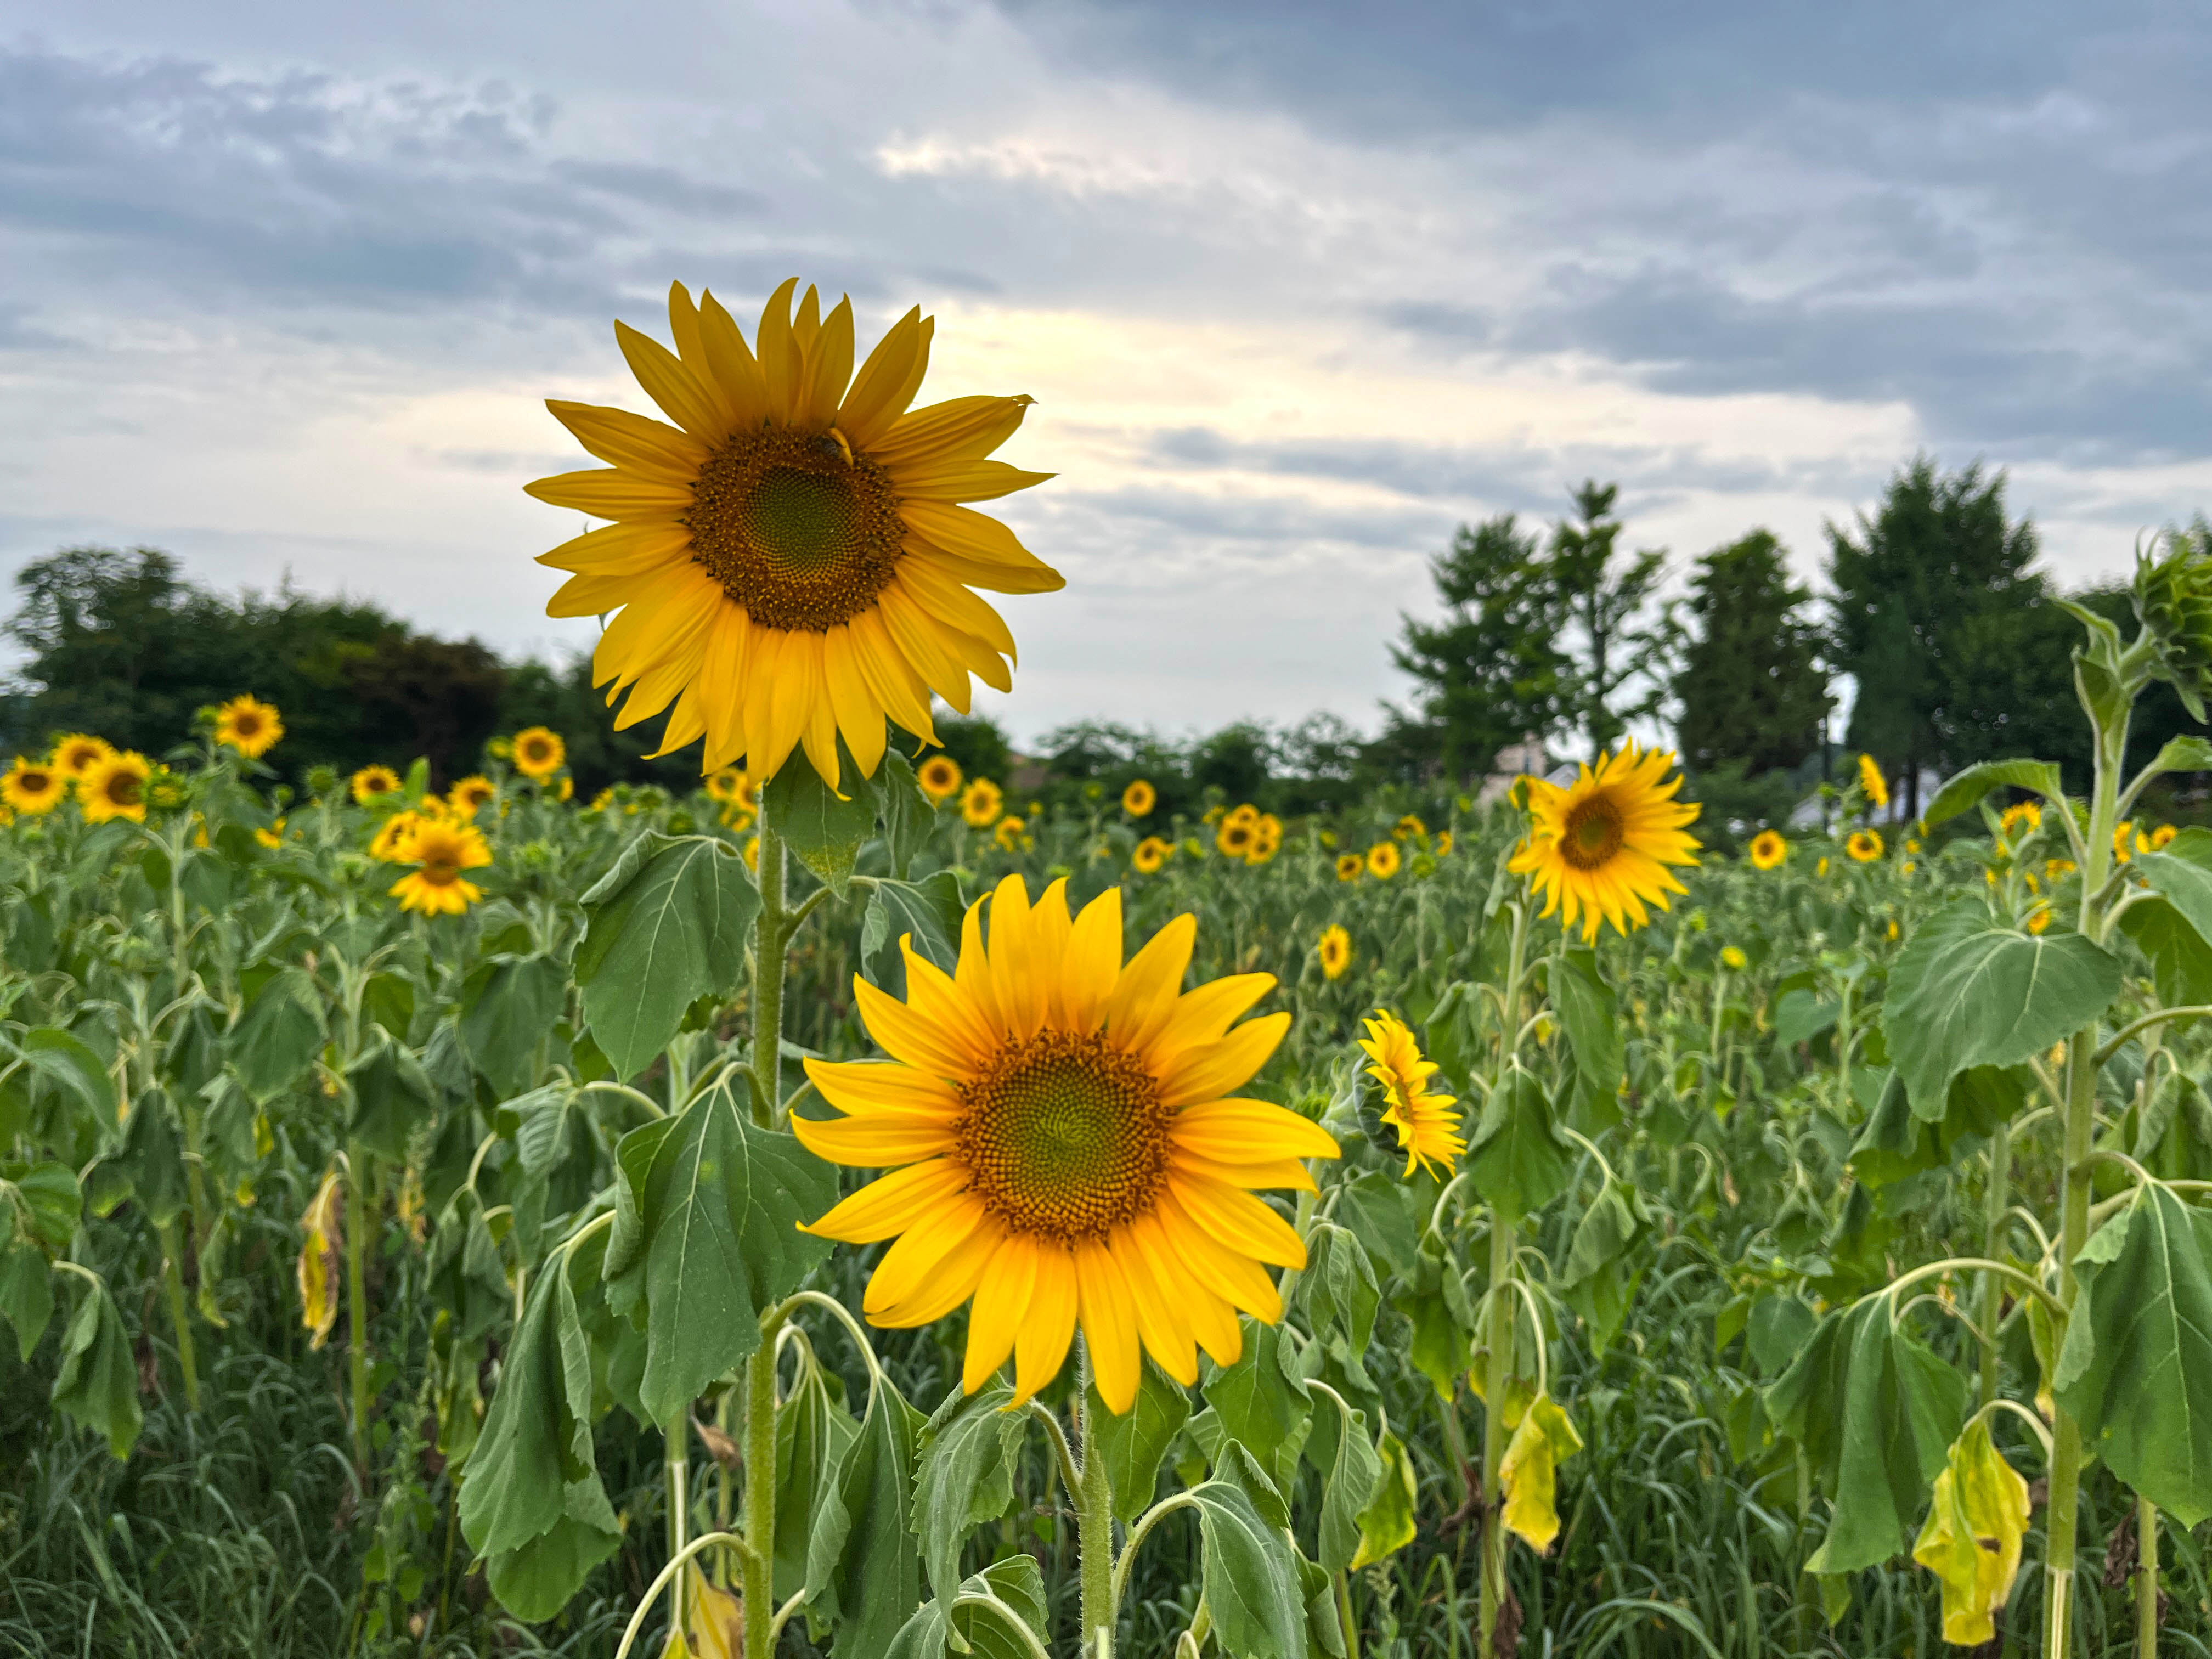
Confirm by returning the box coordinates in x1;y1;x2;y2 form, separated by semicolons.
752;819;788;1128
744;1313;782;1659
1077;1352;1115;1658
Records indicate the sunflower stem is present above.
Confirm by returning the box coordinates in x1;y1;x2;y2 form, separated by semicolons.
753;815;788;1128
744;1312;782;1659
1076;1350;1115;1659
345;1139;371;1474
155;1216;200;1413
1479;1200;1514;1659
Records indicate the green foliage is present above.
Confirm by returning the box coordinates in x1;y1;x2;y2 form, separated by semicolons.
1673;529;1829;777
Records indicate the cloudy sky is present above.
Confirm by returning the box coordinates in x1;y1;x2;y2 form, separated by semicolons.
5;1;2210;744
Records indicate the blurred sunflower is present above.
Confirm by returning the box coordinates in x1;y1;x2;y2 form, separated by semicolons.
1318;924;1352;980
528;280;1063;789
1434;831;1453;856
1858;753;1888;811
53;735;113;781
1246;814;1282;865
2;757;65;816
1720;945;1747;971
449;776;497;816
993;815;1029;852
1393;814;1426;842
213;694;284;759
917;754;963;802
1335;852;1363;883
2152;823;2178;850
1225;803;1260;830
370;811;424;862
81;751;153;825
1122;778;1156;817
1365;841;1400;879
352;765;401;804
1508;742;1701;943
389;819;493;916
1749;830;1788;871
1202;805;1226;827
961;777;1003;827
513;727;566;782
794;876;1337;1412
1358;1011;1462;1179
2027;905;2053;935
1132;836;1170;874
2000;801;2042;837
1847;830;1884;863
1217;817;1257;859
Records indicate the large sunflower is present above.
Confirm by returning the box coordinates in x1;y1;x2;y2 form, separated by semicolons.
1359;1011;1463;1180
794;876;1339;1413
389;819;493;916
1509;742;1701;942
526;280;1064;789
81;751;153;824
52;735;113;781
214;695;284;759
2;757;65;816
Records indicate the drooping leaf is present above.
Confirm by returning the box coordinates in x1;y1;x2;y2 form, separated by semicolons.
573;833;760;1081
426;1188;514;1348
1498;1392;1583;1553
1882;896;2121;1119
1093;1361;1192;1524
1774;989;1841;1049
805;1372;924;1657
1849;1065;2023;1189
2055;1183;2212;1524
228;967;325;1102
1561;1178;1651;1353
2136;828;2212;957
775;1345;860;1601
51;1272;141;1458
1551;949;1623;1120
912;1381;1029;1610
1466;1066;1572;1224
458;954;567;1098
0;1237;53;1362
1204;1319;1313;1493
766;760;877;896
2119;895;2212;1012
346;1029;436;1163
1306;1384;1384;1573
1350;1428;1419;1570
4;1161;81;1250
1911;1419;2030;1648
860;871;967;997
84;1089;189;1227
14;1027;119;1131
1296;1223;1380;1355
603;1081;834;1426
884;1558;1051;1659
1922;759;2066;828
875;750;935;881
1185;1443;1307;1659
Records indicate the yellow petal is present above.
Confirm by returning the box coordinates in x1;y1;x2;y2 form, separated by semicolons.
616;318;730;442
823;627;889;778
899;499;1064;591
1074;1242;1141;1414
838;307;928;446
1119;1215;1200;1386
537;519;695;575
872;394;1034;467
1153;1187;1283;1323
963;1233;1037;1393
802;1057;962;1118
1171;1098;1340;1164
853;975;985;1081
882;457;1054;503
523;467;692;521
546;399;709;483
1059;887;1125;1034
1170;1148;1317;1194
697;288;772;427
789;1108;956;1167
755;277;802;421
1170;1173;1306;1269
1149;974;1277;1075
1102;913;1197;1052
1158;1011;1291;1108
797;295;856;428
868;1208;1002;1326
894;557;1019;662
860;1190;985;1315
803;1158;970;1244
1013;1245;1078;1404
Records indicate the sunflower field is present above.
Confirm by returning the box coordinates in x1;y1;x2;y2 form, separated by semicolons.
7;283;2212;1659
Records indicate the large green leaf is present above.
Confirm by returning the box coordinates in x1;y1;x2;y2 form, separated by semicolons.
1188;1442;1307;1659
1204;1320;1313;1492
1848;1066;2022;1189
14;1028;119;1132
84;1090;188;1228
1093;1362;1192;1523
2136;828;2212;954
0;1237;53;1363
884;1557;1051;1659
2055;1183;2212;1524
227;967;325;1102
1922;759;2066;828
2;1161;80;1250
52;1273;140;1459
1351;1429;1418;1570
875;749;935;880
1466;1066;1572;1224
1295;1223;1379;1355
1882;896;2121;1120
1561;1178;1651;1353
346;1029;436;1164
1551;949;1623;1124
573;833;759;1081
456;1252;619;1618
776;1345;859;1601
766;759;878;896
806;1373;924;1657
603;1081;834;1426
2120;895;2212;1012
1306;1385;1384;1574
1765;1297;1968;1573
912;1382;1029;1609
458;954;566;1098
860;871;967;997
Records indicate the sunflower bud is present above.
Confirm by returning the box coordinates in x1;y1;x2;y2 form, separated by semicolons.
2134;532;2212;719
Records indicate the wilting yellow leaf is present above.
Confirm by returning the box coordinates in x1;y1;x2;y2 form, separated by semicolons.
1498;1393;1583;1553
297;1170;345;1349
1912;1420;2030;1646
685;1564;744;1659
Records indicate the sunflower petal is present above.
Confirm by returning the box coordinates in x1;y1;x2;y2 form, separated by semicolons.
1013;1245;1079;1404
803;1158;970;1243
1074;1243;1141;1414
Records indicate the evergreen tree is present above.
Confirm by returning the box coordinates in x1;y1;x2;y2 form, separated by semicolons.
1386;514;1573;782
1549;481;1673;752
1673;529;1829;776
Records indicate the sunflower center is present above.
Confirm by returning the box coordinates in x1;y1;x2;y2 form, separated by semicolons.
686;426;906;633
1560;794;1625;870
954;1030;1172;1243
105;773;143;807
235;714;262;736
419;860;459;886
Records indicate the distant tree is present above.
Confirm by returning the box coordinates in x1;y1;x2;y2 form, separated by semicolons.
1387;514;1573;782
1548;482;1673;752
930;709;1013;788
1829;456;2044;816
1673;529;1829;776
1189;721;1274;804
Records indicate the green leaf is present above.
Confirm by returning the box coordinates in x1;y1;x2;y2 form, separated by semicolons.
85;1090;189;1227
346;1030;435;1164
1922;759;2067;828
767;759;877;896
604;1080;834;1428
1765;1296;1968;1573
1351;1428;1418;1570
806;1373;924;1657
884;1558;1050;1659
426;1189;514;1348
458;954;566;1098
1848;1065;2022;1188
1204;1320;1313;1493
457;1254;619;1617
2136;828;2212;955
228;967;325;1102
912;1382;1029;1610
860;871;967;997
52;1272;141;1459
1746;1294;1818;1380
876;749;935;880
1466;1066;1572;1224
1882;896;2121;1120
1296;1223;1380;1355
776;1346;860;1602
14;1028;119;1131
2141;735;2212;781
573;833;759;1081
2120;895;2212;1011
1093;1361;1192;1523
4;1161;81;1250
1306;1385;1384;1574
1187;1444;1307;1659
1774;989;1841;1049
0;1237;53;1362
2055;1183;2212;1524
1551;949;1623;1115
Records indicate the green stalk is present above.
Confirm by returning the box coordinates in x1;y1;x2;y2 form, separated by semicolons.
155;1216;200;1411
1335;1570;1361;1659
743;1314;782;1659
1478;1208;1514;1659
1980;1121;2011;1409
665;1412;690;1635
753;820;788;1128
1077;1363;1115;1658
346;1139;371;1472
2136;1495;2158;1659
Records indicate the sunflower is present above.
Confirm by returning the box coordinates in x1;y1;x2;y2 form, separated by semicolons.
255;817;288;849
1335;852;1363;883
1508;742;1701;943
1246;815;1282;865
388;819;493;916
449;776;497;816
512;727;566;782
1225;803;1260;830
1393;814;1426;842
558;776;574;802
2027;905;2053;935
1202;805;1226;827
1858;753;1888;811
1217;817;1257;859
145;768;187;814
52;735;114;781
962;777;1003;827
2000;801;2042;837
1720;945;1747;971
1133;836;1170;874
370;811;424;862
1434;831;1453;857
2152;823;2178;850
994;815;1029;851
80;751;153;824
1847;830;1884;863
1749;830;1788;871
1318;924;1352;980
2;758;65;816
794;876;1338;1412
918;754;964;802
527;280;1064;789
706;765;757;808
352;765;401;804
214;695;284;759
1365;841;1400;879
1358;1011;1462;1180
1122;778;1156;817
